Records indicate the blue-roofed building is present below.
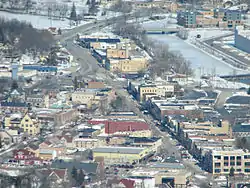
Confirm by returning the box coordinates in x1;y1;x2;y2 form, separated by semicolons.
1;102;28;113
177;10;197;28
23;64;57;72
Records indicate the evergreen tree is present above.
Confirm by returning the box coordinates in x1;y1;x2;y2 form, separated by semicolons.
86;0;91;5
0;136;2;149
58;28;62;35
77;169;85;185
70;3;77;21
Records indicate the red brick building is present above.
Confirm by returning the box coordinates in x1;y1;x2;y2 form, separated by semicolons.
88;119;150;134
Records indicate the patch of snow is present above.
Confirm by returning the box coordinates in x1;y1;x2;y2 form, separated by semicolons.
194;174;207;179
0;11;90;29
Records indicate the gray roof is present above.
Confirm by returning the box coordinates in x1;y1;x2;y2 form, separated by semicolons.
93;147;145;154
149;162;185;169
51;160;98;174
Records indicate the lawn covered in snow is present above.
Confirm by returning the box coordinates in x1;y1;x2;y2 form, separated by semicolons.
0;11;89;29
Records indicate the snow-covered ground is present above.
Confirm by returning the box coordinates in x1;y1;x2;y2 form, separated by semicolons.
0;11;90;29
201;77;249;89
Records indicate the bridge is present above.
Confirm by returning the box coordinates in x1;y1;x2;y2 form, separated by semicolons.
144;28;180;35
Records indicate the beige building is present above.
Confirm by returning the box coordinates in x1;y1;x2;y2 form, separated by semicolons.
180;120;231;135
138;83;175;102
106;56;148;74
73;137;100;150
106;48;128;59
204;148;250;175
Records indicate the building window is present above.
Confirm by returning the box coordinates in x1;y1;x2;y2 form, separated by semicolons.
245;162;250;166
224;156;229;160
244;155;250;159
236;156;241;160
26;124;28;127
30;125;33;127
230;162;235;166
214;169;221;173
224;169;229;172
230;156;235;160
236;169;241;172
224;162;229;166
215;163;221;167
236;162;241;166
245;169;250;172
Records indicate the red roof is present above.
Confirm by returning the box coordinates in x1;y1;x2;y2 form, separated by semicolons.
120;179;135;188
105;121;150;134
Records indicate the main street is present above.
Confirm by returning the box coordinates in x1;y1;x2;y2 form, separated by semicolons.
57;18;214;187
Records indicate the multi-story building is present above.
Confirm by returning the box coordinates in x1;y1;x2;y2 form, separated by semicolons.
106;48;129;59
204;148;250;175
177;10;197;28
214;9;243;28
105;56;148;74
73;137;100;150
4;113;40;135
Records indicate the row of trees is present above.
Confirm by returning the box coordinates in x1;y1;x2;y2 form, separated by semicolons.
0;18;53;52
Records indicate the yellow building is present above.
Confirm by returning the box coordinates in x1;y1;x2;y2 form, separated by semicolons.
106;57;148;74
93;146;151;164
106;48;128;59
20;114;40;135
181;120;231;135
4;114;40;136
134;1;178;12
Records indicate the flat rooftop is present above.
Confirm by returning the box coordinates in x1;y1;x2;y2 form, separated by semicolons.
93;146;145;154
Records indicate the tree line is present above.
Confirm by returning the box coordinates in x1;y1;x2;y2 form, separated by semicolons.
0;18;53;53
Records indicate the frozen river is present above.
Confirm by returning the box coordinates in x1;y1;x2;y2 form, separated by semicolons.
148;34;248;78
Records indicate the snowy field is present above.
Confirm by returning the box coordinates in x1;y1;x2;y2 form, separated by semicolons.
187;29;233;41
0;11;90;29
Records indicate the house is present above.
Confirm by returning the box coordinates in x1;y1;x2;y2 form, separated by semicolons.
73;137;100;150
87;81;105;89
13;149;44;166
20;113;40;135
25;144;39;157
39;149;57;160
36;169;69;186
57;135;73;148
0;130;13;145
51;160;99;179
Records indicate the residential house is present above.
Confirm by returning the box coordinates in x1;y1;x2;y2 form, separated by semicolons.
36;169;69;186
25;144;39;157
39;149;57;160
13;149;43;165
20;113;40;135
0;130;13;145
57;134;73;148
51;160;99;180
